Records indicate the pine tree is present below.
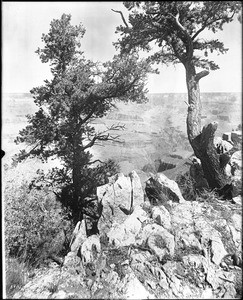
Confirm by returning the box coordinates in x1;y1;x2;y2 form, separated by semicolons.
14;13;152;221
114;1;241;189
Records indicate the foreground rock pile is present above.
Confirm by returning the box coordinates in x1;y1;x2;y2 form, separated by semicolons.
13;170;242;299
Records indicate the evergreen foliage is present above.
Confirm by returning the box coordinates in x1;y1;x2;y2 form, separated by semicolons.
14;13;152;219
114;1;241;189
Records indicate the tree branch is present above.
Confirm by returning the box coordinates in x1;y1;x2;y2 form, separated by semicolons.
111;9;129;27
174;12;186;32
191;12;235;41
81;124;125;151
87;159;104;165
169;10;193;61
195;70;210;81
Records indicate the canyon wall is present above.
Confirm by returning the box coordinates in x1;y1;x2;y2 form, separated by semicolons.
2;92;241;173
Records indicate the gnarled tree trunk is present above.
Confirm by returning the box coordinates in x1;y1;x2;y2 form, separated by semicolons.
185;64;231;189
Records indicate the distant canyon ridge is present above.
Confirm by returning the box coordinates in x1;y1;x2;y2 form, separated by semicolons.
2;92;241;173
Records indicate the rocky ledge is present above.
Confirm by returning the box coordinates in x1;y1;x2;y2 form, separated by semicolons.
14;169;242;299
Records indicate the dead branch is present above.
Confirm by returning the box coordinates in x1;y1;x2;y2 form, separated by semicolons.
81;127;123;151
87;159;104;165
111;9;129;27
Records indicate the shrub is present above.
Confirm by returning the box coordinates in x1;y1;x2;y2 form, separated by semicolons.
4;178;71;266
176;171;197;201
5;257;27;298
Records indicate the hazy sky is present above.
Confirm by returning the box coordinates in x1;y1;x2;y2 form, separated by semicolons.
2;1;242;94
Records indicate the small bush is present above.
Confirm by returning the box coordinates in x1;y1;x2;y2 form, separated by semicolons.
195;188;222;203
4;178;71;266
145;177;171;205
176;171;197;201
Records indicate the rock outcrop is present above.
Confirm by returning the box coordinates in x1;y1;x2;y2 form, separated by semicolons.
13;170;242;299
145;173;186;204
230;150;242;197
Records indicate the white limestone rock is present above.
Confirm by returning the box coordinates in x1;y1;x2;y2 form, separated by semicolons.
81;234;101;264
146;173;186;204
70;220;87;254
151;206;171;230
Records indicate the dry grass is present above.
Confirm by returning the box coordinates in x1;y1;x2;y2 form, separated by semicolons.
176;171;197;201
5;258;28;298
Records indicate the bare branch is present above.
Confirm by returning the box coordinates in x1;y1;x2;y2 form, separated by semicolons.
111;9;129;27
87;159;104;165
81;123;125;151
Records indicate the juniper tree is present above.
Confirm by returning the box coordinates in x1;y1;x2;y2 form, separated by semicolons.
14;13;152;220
114;1;242;190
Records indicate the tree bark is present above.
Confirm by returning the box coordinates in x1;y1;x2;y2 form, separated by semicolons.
185;64;202;143
185;64;231;189
191;123;231;188
72;139;84;221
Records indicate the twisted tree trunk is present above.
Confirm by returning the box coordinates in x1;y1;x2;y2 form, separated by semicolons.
185;64;231;189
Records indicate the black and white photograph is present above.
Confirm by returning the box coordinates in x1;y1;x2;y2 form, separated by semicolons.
2;1;242;299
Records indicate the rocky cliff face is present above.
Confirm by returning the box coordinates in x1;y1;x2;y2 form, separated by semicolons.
2;92;241;174
13;168;242;299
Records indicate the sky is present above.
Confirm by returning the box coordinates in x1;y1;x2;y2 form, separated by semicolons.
2;1;242;94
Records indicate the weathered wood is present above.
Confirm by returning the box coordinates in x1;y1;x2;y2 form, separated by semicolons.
191;122;231;189
185;63;232;190
186;66;202;143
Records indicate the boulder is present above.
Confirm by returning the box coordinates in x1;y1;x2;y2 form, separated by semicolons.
97;171;144;236
230;151;242;197
182;254;209;271
146;173;186;204
123;271;155;299
232;195;242;205
97;173;132;235
141;223;175;260
206;265;236;296
151;206;171;230
81;234;101;264
222;132;233;143
129;170;144;208
214;137;233;153
231;130;242;145
230;150;242;171
194;217;228;265
70;220;87;254
176;231;202;251
210;235;228;265
107;206;147;247
231;213;242;231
